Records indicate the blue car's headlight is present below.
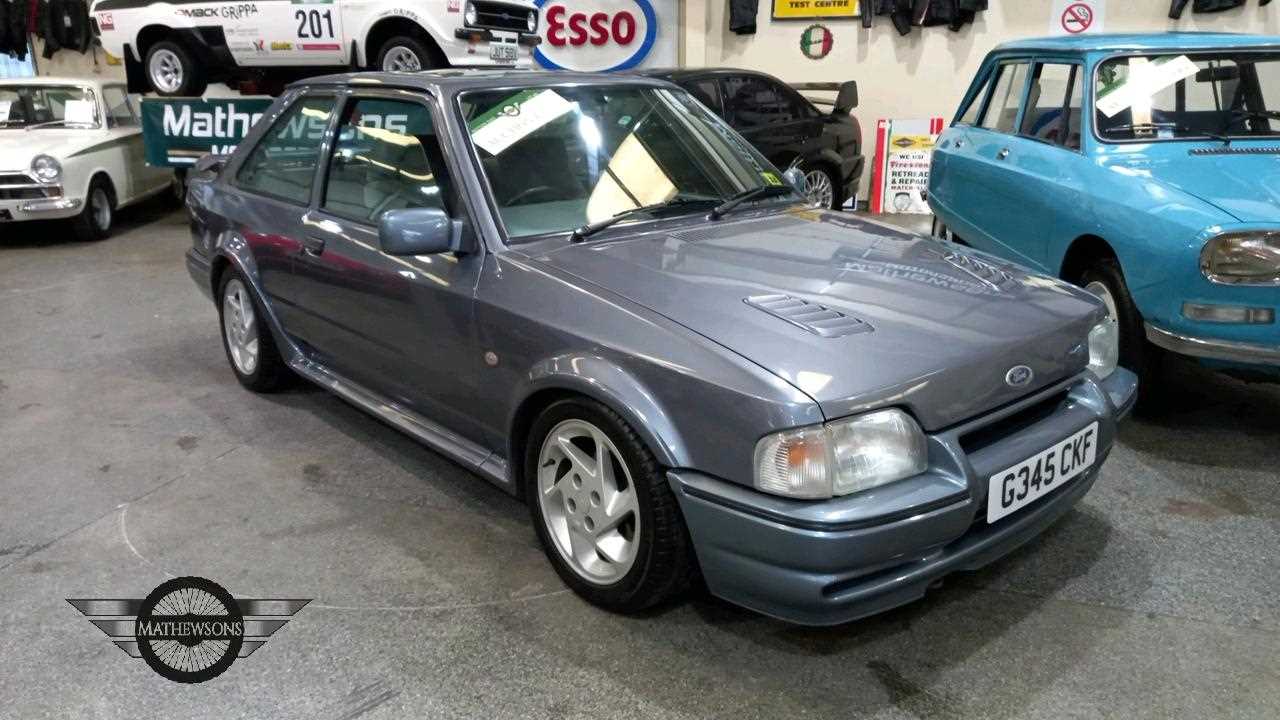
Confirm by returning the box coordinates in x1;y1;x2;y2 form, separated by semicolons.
753;409;928;499
1201;231;1280;285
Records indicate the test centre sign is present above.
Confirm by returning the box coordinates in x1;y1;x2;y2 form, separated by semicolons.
533;0;676;72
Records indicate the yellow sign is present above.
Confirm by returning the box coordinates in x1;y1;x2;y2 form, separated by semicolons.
772;0;859;21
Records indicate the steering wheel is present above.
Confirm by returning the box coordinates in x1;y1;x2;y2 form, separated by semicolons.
507;185;560;205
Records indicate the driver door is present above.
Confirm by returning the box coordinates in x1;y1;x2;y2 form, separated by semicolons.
288;91;488;440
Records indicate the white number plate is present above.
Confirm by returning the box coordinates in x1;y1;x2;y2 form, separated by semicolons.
986;422;1098;524
490;43;518;62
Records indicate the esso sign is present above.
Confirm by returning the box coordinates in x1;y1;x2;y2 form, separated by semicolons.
534;0;657;72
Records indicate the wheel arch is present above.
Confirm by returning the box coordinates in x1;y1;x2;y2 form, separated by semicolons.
360;16;445;67
134;24;186;61
506;358;690;497
1059;234;1119;283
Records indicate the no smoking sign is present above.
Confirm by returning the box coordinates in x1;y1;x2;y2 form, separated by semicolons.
1051;0;1105;35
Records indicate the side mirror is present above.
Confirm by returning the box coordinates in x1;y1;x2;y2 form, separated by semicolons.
782;167;806;195
193;153;226;177
834;81;859;115
378;207;457;255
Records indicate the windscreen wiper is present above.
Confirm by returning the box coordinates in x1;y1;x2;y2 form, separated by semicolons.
568;197;715;242
707;184;796;221
1103;121;1231;144
1223;108;1280;135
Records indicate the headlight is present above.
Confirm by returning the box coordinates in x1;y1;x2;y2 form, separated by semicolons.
1087;315;1119;380
527;10;537;32
464;2;477;25
31;155;62;183
1200;231;1280;285
753;408;928;499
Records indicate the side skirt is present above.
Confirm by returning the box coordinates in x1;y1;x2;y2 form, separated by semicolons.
287;355;514;495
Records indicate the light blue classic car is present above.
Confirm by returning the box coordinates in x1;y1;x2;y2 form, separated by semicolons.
930;33;1280;391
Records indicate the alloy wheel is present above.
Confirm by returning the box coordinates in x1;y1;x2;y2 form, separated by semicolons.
222;279;260;376
150;49;184;94
803;169;834;209
382;47;423;72
536;419;640;585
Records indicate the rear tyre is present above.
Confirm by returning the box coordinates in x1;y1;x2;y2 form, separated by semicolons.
525;398;695;613
375;36;440;72
70;177;114;242
800;162;841;210
1079;258;1162;401
146;40;207;97
217;270;290;392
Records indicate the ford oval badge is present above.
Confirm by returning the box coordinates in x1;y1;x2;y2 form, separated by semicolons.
1005;365;1034;388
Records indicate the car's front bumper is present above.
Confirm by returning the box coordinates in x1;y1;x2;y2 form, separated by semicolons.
1146;322;1280;368
0;176;80;222
669;368;1137;626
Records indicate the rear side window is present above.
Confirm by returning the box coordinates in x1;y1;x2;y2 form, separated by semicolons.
957;72;993;125
236;95;335;205
1020;63;1083;149
322;98;447;224
980;62;1030;133
721;76;804;128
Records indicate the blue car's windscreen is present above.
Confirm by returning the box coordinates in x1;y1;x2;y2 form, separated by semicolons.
458;85;792;240
1095;52;1280;142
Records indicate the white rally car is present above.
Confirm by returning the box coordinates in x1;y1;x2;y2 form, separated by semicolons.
0;78;177;241
90;0;542;96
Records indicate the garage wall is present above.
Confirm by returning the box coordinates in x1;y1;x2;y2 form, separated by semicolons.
33;40;126;81
682;0;1280;200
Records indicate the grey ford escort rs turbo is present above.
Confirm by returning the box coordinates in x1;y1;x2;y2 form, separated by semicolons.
183;69;1137;625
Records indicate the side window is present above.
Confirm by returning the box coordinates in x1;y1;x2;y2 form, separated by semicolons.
957;72;993;125
1020;63;1083;149
102;86;136;127
322;98;446;224
685;79;722;115
236;95;335;205
979;62;1030;134
721;76;799;128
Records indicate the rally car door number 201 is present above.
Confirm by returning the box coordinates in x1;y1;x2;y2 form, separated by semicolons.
221;0;345;65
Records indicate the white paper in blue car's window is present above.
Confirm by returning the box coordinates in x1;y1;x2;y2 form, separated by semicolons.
64;99;96;125
0;101;10;121
1096;55;1199;118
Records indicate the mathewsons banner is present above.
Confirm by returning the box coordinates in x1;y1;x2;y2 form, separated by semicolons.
869;117;945;215
533;0;676;71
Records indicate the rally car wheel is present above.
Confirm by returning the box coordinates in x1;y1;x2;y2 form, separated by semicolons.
526;398;695;613
377;37;438;72
147;41;207;97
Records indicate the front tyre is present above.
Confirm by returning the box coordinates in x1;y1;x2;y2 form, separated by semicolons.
146;40;207;97
218;271;290;392
70;177;114;242
375;36;439;72
526;398;695;613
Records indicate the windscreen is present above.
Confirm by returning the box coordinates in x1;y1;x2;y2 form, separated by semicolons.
458;85;792;240
0;86;100;129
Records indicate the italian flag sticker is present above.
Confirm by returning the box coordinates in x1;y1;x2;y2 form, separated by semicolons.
800;24;833;60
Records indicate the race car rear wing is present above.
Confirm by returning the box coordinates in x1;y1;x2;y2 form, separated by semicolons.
791;81;859;116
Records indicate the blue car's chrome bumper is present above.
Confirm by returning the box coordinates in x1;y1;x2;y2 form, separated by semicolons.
1146;322;1280;367
669;369;1136;626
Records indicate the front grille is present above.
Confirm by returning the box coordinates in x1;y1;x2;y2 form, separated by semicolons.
1190;146;1280;155
0;173;56;201
467;1;531;32
958;390;1070;456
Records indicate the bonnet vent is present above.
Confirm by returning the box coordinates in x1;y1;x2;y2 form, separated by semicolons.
1189;146;1280;156
744;294;871;338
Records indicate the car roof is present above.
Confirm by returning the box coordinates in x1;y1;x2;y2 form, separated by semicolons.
640;67;779;80
994;32;1280;55
293;69;679;93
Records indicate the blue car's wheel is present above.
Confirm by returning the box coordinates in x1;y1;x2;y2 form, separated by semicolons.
525;398;696;612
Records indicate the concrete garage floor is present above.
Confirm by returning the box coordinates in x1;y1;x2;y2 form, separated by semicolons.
1;205;1278;720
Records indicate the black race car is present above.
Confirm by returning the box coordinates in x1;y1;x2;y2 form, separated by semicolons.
642;68;863;210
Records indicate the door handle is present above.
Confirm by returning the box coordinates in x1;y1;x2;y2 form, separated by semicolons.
302;235;326;256
997;148;1010;160
953;138;966;149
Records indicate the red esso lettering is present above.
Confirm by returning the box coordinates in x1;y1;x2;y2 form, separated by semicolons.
546;5;637;47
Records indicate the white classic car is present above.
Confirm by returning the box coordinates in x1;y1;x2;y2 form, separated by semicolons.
89;0;541;97
0;78;177;241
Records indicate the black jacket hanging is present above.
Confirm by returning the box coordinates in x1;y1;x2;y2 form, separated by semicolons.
0;1;11;58
9;0;29;60
729;0;758;35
